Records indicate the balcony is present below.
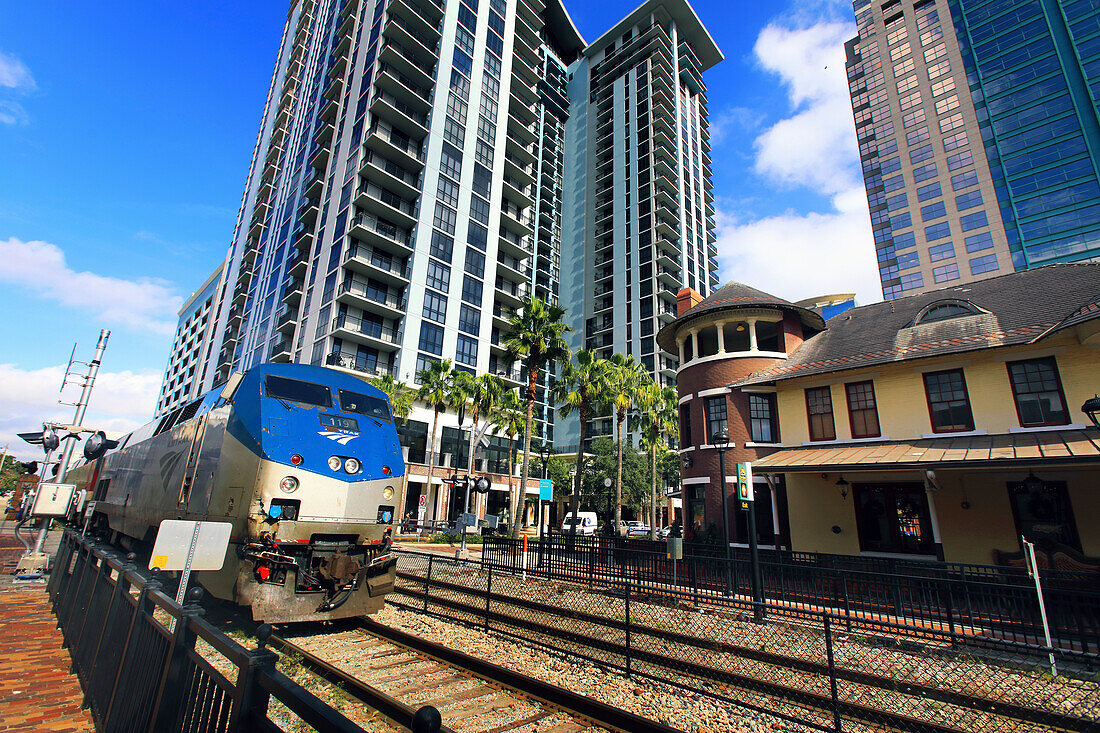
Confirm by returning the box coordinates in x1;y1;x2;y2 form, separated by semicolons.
502;175;534;209
294;228;314;256
379;40;436;90
382;14;438;63
499;206;534;239
656;285;677;304
488;357;523;385
327;52;348;80
270;338;293;362
503;154;535;188
309;145;330;171
275;304;298;334
331;313;402;350
355;183;418;229
348;213;413;254
505;135;537;167
496;254;530;282
287;253;308;279
298;202;319;227
365;123;424;170
388;0;442;43
326;351;397;379
498;229;533;259
313;122;335;146
656;252;681;273
376;63;433;113
281;276;304;306
344;243;410;285
371;91;429;139
656;303;677;324
656;235;680;257
336;279;407;318
494;277;528;308
323;74;344;101
359;149;421;199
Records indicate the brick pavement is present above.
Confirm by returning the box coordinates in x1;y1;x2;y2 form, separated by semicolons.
0;587;94;732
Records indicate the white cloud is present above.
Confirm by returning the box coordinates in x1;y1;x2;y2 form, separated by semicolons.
716;17;882;305
0;237;184;334
0;363;160;463
0;51;34;91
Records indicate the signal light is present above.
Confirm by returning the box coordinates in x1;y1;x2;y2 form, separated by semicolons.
291;454;303;466
257;565;271;580
382;464;391;475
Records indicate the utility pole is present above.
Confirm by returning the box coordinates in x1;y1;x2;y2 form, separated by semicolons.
31;330;110;555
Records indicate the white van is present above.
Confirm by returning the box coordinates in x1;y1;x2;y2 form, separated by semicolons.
561;511;599;536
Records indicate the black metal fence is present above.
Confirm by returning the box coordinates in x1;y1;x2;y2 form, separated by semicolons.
393;550;1100;733
479;532;1100;656
46;528;438;733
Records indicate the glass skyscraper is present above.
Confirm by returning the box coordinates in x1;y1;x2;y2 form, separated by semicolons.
848;0;1100;299
187;0;720;461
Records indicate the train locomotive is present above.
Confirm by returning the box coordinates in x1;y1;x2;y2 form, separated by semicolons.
69;363;404;623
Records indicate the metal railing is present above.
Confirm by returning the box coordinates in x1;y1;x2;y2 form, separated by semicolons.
47;529;441;732
479;532;1100;656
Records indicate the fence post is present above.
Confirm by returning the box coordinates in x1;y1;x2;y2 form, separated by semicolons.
841;573;852;631
625;576;632;678
485;564;492;633
232;624;280;732
103;572;162;729
425;554;433;613
823;614;842;733
691;557;699;607
149;586;206;731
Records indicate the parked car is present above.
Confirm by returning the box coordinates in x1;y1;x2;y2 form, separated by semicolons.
625;521;650;537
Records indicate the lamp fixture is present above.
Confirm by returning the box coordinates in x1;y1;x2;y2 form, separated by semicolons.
736;324;745;332
835;475;850;500
1083;394;1100;430
712;429;730;449
1022;471;1044;494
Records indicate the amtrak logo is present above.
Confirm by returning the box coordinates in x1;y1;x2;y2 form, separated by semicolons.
318;430;356;445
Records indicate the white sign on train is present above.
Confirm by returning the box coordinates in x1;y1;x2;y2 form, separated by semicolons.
149;520;233;572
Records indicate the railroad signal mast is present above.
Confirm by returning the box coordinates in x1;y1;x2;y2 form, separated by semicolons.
17;330;110;575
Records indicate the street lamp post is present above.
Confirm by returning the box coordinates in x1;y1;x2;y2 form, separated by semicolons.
712;429;734;598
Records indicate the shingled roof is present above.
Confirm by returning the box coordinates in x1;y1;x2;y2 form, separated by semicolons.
656;282;826;353
731;263;1100;388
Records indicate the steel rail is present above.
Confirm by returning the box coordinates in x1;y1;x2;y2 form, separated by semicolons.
396;568;1095;732
268;632;459;733
393;573;1100;733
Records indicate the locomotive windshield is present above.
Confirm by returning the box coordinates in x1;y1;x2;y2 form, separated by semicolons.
338;389;392;421
264;376;334;407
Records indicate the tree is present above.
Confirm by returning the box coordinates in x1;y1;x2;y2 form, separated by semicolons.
580;438;647;517
367;373;413;422
452;372;504;475
639;381;679;538
491;389;527;528
502;296;571;538
553;349;611;534
604;353;647;530
416;359;455;523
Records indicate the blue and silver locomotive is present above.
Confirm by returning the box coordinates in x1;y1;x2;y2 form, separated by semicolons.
71;363;404;622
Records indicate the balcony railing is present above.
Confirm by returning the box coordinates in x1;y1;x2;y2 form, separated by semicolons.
339;279;408;311
325;351;397;377
332;313;402;343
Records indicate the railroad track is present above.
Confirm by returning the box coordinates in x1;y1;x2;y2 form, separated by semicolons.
271;617;679;733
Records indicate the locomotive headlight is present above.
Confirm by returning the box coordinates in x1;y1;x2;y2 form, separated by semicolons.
344;457;361;474
328;455;342;471
382;486;394;500
280;476;299;493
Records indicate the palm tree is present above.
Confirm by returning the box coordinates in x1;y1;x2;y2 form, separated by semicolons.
553;349;611;533
639;381;679;539
491;390;527;529
416;359;454;525
367;373;413;421
453;371;504;491
605;353;647;531
502;296;571;538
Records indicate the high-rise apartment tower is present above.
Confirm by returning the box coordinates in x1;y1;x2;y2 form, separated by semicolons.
847;0;1100;299
196;0;719;456
156;260;225;417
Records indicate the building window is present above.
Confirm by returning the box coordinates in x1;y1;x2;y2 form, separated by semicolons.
970;252;999;275
933;263;960;283
1007;357;1069;427
455;335;478;367
418;322;444;355
922;369;974;432
423;291;447;323
1007;479;1079;551
749;394;779;443
805;386;836;441
679;403;692;447
854;483;934;555
705;396;727;443
845;381;880;439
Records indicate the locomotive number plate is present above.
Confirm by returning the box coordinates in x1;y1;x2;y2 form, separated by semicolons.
320;414;360;432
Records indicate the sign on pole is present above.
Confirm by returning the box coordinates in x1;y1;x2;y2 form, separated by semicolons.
539;478;552;502
737;462;754;507
150;520;232;630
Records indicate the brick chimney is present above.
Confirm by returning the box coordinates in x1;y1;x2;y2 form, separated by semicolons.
676;287;703;316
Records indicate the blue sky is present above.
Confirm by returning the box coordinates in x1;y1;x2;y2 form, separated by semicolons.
0;0;877;458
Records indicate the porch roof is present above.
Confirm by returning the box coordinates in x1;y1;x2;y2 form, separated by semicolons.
750;429;1100;473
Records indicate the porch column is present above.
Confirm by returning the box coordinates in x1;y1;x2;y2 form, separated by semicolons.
677;336;686;363
715;321;726;353
747;318;759;351
925;477;945;561
690;329;700;360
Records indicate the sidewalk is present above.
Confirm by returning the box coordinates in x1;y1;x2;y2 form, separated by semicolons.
0;585;94;731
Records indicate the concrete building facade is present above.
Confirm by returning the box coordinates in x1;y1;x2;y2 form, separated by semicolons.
155;260;225;417
847;0;1100;300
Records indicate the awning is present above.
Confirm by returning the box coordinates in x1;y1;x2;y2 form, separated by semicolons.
751;430;1100;473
